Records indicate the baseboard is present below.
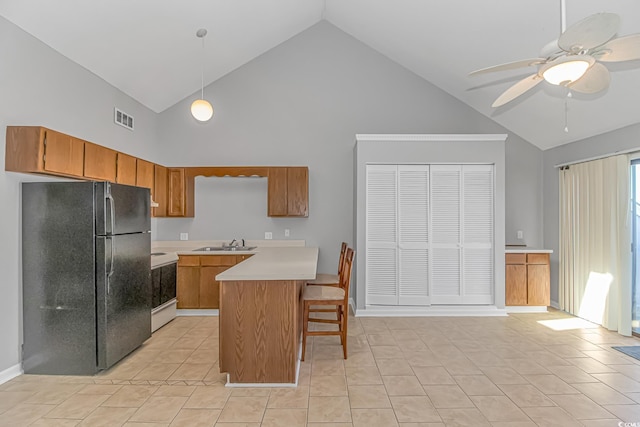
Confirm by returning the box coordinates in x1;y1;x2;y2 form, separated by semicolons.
505;306;548;313
355;305;508;317
176;309;219;316
550;300;560;309
349;298;355;316
0;363;23;385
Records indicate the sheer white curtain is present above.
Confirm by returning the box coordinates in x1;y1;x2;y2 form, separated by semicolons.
559;155;631;336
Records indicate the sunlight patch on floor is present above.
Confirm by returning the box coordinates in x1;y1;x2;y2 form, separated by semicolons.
537;317;600;331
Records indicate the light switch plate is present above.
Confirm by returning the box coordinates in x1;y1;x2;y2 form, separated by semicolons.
285;229;290;237
517;230;523;240
265;232;273;240
180;232;188;241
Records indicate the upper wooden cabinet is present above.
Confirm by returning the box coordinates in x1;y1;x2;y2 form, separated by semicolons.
5;126;85;177
268;167;309;217
84;142;117;182
154;165;168;217
136;159;154;190
167;168;194;217
116;153;137;186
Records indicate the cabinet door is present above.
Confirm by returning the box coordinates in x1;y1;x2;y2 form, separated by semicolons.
287;167;309;217
506;264;527;305
366;164;398;305
154;165;168;217
268;167;288;216
200;266;229;309
430;165;462;304
398;165;429;306
136;159;154;190
116;153;137;185
43;130;85;176
167;168;185;217
528;263;550;306
177;266;200;308
84;142;117;181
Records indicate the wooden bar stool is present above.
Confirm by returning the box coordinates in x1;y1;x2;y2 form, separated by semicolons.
301;247;354;361
306;242;347;287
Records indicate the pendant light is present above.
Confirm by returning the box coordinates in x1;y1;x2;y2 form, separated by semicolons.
191;28;213;122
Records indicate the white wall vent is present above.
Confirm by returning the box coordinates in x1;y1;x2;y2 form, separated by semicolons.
114;108;134;131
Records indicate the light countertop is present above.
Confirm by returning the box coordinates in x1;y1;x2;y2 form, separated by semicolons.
216;246;318;281
505;246;553;254
150;240;305;269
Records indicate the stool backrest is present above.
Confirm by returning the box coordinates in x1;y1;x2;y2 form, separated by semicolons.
337;242;348;275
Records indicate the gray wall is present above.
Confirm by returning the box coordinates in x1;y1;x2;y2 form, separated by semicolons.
543;122;640;306
0;17;160;376
154;21;543;275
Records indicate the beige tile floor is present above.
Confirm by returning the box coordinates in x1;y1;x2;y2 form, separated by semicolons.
3;309;640;426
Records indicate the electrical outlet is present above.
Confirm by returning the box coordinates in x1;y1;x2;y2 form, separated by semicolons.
285;229;290;237
180;232;189;241
265;232;273;240
517;230;523;240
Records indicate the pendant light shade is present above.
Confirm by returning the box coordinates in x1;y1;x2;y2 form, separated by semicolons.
191;28;213;122
191;99;213;121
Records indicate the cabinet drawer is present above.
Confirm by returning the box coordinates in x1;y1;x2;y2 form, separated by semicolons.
527;253;549;265
201;255;237;266
506;253;526;264
178;255;200;266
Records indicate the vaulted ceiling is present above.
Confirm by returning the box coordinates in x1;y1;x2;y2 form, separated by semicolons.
1;0;639;150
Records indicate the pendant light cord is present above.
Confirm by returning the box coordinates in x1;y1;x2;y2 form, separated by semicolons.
201;35;205;100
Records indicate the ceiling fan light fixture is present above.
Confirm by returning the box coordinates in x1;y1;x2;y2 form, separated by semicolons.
542;59;591;85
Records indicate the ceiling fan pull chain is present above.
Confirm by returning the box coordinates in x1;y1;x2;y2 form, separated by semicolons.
564;90;572;133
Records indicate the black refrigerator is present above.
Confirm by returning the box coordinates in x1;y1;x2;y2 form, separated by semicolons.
22;181;152;375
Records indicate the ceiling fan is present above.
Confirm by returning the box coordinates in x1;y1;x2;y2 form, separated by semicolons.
470;10;640;107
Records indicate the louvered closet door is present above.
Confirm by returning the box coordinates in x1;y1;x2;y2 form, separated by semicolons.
462;165;494;304
430;165;462;304
398;165;430;305
366;165;398;305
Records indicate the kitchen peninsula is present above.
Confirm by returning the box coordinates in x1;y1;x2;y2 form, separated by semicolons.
216;246;318;386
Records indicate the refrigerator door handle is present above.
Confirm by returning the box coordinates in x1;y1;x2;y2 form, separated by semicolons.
108;237;115;279
106;192;116;235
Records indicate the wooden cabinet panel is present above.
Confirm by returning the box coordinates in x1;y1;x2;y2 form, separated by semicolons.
168;168;185;217
177;254;252;309
287;167;309;217
505;252;550;306
136;159;154;190
267;167;309;217
84;142;117;181
528;264;550;306
200;266;228;309
116;153;137;185
178;255;200;267
505;265;527;305
44;130;85;176
505;253;526;264
201;255;236;267
268;167;288;216
528;253;549;265
154;165;168;217
177;266;200;308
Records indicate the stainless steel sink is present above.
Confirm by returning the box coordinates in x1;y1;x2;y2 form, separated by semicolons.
194;246;256;252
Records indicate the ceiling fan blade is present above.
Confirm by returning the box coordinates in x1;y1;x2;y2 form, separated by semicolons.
492;74;543;107
596;34;640;62
558;13;620;52
568;63;610;94
469;58;546;76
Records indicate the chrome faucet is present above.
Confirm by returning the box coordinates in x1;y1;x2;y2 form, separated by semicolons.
241;238;245;246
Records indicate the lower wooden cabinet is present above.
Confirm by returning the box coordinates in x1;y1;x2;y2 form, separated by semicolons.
505;252;550;306
177;254;252;309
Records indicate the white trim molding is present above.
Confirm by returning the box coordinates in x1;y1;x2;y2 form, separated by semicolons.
505;306;549;313
0;363;23;385
355;305;507;317
176;309;219;316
